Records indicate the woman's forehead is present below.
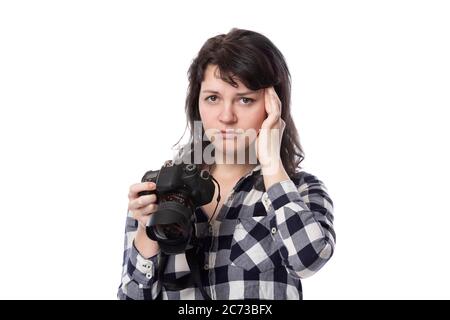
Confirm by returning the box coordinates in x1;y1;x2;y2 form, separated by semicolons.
201;65;258;94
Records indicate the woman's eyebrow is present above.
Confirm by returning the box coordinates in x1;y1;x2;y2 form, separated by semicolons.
201;89;258;96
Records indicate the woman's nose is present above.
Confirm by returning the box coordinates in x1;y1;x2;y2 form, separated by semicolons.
218;104;237;123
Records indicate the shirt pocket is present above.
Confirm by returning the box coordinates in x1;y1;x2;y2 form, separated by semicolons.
229;215;278;273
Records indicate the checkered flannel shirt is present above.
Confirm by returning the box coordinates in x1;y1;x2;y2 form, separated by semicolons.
118;164;335;300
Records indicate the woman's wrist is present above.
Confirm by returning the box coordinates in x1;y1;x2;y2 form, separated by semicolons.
135;225;160;259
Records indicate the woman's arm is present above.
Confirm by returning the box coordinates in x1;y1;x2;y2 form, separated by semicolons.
262;171;336;279
117;210;161;300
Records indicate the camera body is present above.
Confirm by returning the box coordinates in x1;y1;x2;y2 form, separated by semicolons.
138;160;215;254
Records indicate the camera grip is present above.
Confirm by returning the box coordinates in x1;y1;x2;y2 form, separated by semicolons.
137;169;159;198
137;189;156;197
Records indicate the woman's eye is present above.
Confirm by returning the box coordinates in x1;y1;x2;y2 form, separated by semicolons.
240;97;254;105
205;95;218;103
204;95;254;105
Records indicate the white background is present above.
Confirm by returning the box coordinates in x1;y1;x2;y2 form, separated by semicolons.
0;0;449;299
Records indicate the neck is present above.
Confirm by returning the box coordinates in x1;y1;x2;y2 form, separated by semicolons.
210;162;257;181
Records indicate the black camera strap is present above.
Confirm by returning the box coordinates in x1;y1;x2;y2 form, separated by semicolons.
156;248;211;300
157;252;193;292
185;246;211;300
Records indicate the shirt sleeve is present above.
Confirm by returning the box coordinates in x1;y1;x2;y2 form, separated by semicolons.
117;210;161;300
261;171;336;279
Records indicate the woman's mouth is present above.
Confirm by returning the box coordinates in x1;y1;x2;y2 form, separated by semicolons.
220;129;240;139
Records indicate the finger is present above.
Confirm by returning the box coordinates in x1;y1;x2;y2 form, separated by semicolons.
279;118;286;134
261;91;281;129
264;87;272;115
265;87;281;118
260;112;281;129
128;194;157;210
141;203;158;216
268;87;282;116
128;182;156;199
280;117;285;126
133;204;159;219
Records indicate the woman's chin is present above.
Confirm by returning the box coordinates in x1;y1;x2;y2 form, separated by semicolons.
213;142;251;157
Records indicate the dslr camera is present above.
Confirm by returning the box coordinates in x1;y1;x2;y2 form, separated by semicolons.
137;160;216;254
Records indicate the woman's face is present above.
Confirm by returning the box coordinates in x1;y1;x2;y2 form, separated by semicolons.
198;64;267;159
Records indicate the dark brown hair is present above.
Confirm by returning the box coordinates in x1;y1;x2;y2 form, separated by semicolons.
174;28;304;177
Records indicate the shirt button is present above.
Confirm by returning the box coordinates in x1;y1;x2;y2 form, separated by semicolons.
145;273;152;279
262;194;270;207
142;263;151;270
204;264;209;270
271;227;277;235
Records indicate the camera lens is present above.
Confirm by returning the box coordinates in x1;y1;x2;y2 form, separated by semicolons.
154;223;189;240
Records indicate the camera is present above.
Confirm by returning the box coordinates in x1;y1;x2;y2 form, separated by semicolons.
137;160;216;254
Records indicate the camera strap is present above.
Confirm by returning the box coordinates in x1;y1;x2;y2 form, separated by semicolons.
156;248;211;300
185;247;211;300
157;252;194;292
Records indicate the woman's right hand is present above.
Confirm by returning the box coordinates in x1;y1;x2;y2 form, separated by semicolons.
128;182;159;229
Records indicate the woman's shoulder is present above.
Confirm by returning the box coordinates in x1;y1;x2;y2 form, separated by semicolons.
290;169;327;189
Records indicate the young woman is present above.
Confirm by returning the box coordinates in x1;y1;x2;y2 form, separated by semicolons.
118;28;336;300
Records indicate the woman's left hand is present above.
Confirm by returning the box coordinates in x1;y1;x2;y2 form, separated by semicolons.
255;86;286;175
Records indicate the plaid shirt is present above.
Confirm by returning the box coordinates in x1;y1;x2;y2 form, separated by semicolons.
118;164;335;300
